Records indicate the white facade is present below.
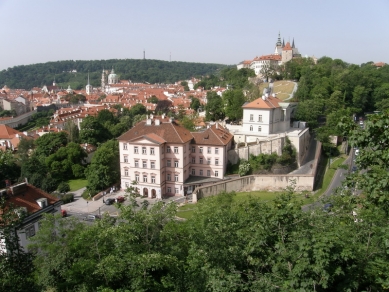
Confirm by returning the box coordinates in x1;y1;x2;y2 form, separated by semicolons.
242;96;292;135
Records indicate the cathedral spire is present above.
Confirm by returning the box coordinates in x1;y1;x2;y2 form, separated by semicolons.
292;38;295;48
276;31;282;46
282;38;285;47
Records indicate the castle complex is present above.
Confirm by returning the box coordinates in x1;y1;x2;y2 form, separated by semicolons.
237;33;302;77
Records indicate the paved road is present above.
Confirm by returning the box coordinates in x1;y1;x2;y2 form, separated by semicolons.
62;187;188;218
302;153;351;212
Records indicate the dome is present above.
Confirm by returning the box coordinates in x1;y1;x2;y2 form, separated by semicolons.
107;68;118;84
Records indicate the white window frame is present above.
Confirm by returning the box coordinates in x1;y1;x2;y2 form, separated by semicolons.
175;175;178;182
142;147;146;154
174;147;178;154
207;170;211;177
151;161;155;169
150;148;155;155
134;160;139;168
215;171;219;177
123;143;128;150
174;161;179;167
142;160;147;168
250;114;253;121
167;160;171;167
191;169;195;175
166;146;171;153
124;155;128;162
134;146;138;154
143;175;147;183
151;176;156;183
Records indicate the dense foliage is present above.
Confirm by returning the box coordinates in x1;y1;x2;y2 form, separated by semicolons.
0;59;226;89
288;58;389;132
23;187;389;292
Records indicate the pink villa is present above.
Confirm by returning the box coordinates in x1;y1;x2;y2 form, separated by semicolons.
117;115;233;199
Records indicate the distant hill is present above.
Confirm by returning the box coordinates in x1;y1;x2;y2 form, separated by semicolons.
0;59;228;90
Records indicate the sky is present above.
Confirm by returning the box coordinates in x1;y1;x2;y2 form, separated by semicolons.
0;0;388;70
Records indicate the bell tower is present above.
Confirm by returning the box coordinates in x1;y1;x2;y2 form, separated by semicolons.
101;68;106;92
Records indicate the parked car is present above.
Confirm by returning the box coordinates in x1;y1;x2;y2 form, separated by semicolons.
105;198;115;205
116;196;125;203
83;214;101;221
61;209;67;217
323;203;333;212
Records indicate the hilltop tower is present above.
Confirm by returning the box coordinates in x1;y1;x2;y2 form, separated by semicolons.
86;72;92;95
274;32;284;55
101;68;106;91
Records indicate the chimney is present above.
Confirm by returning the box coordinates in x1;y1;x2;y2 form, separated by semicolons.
146;119;152;125
155;119;160;125
36;198;48;208
216;122;219;129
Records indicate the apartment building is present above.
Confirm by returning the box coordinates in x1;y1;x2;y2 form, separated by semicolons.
117;115;233;199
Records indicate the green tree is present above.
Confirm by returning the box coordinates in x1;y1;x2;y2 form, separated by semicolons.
80;116;111;145
205;91;224;121
85;140;119;194
45;142;87;180
0;198;37;291
181;115;196;131
190;96;201;111
57;181;70;194
64;120;80;143
148;95;159;104
0;149;20;188
223;89;245;120
34;131;68;157
346;110;389;211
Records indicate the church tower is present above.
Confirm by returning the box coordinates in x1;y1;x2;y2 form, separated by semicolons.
101;69;106;92
86;72;92;95
274;32;283;55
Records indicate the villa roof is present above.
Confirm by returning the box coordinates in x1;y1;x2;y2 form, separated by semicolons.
242;95;283;109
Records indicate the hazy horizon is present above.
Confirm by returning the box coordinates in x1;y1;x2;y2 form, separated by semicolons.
1;0;388;71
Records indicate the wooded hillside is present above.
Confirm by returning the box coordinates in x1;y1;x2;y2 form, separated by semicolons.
0;59;228;89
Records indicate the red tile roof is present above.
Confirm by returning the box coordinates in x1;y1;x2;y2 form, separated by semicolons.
242;95;282;109
283;42;292;51
2;183;60;214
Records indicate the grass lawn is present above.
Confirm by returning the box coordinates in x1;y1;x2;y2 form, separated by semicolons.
273;81;295;100
257;81;295;101
177;153;348;219
177;191;284;219
68;179;88;192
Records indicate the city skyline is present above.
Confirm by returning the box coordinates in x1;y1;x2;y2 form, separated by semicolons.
1;0;388;71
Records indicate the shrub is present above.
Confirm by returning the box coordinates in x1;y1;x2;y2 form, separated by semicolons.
62;193;75;204
57;182;70;194
238;160;250;176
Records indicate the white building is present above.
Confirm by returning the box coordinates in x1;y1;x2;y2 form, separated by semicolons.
117;115;233;199
241;94;293;135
